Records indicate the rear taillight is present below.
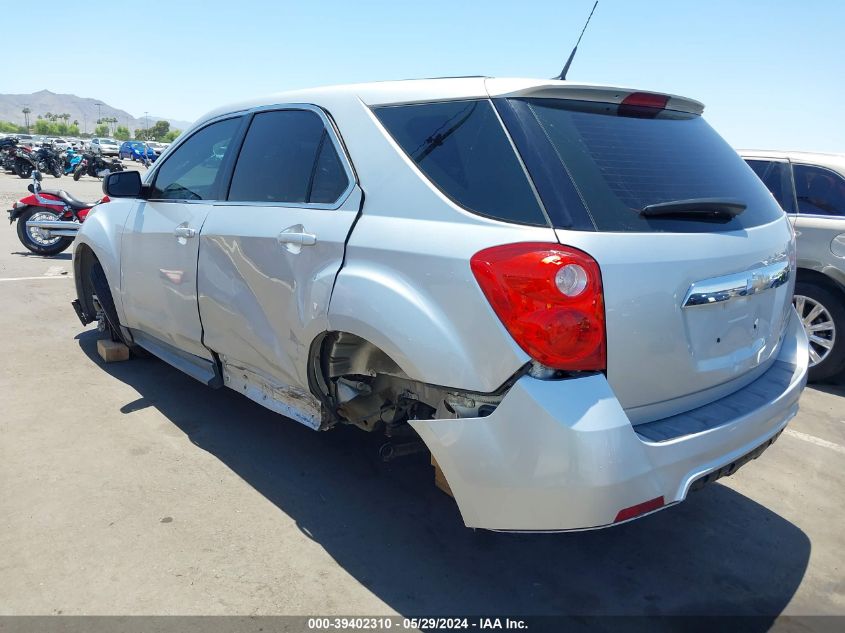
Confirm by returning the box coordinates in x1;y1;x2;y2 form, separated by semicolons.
470;242;606;371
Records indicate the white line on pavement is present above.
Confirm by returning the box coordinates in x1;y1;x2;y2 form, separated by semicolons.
0;275;73;282
784;428;845;455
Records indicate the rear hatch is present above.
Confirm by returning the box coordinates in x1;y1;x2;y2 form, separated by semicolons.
491;82;795;423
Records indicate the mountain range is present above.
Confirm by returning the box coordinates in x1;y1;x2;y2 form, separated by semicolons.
0;90;194;134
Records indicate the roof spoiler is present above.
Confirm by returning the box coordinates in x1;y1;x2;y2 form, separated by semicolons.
485;80;705;115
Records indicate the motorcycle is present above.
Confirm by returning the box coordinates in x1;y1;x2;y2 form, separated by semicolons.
10;145;61;179
13;146;37;179
72;152;124;181
7;170;109;256
0;137;19;173
62;148;83;176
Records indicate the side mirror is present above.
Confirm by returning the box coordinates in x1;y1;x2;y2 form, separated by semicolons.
103;170;143;198
27;184;34;193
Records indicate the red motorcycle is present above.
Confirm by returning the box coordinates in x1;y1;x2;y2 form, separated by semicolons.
7;170;109;256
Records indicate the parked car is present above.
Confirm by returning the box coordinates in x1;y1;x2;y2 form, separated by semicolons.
740;150;845;381
51;137;72;151
89;137;120;156
147;141;170;156
72;77;807;532
119;141;157;162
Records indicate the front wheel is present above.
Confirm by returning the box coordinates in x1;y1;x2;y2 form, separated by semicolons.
15;207;73;256
73;166;83;181
794;281;845;382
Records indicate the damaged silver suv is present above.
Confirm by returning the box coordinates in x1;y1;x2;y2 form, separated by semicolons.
72;77;808;531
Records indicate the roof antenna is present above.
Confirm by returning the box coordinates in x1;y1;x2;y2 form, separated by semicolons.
555;1;599;81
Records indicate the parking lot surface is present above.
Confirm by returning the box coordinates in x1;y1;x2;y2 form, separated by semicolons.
0;169;843;620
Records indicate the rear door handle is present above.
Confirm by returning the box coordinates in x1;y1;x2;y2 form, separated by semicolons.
174;225;197;239
277;225;317;246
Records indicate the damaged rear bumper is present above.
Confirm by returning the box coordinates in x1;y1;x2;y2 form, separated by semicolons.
410;308;808;531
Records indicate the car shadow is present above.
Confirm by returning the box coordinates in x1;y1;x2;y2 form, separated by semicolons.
809;373;845;397
76;330;810;623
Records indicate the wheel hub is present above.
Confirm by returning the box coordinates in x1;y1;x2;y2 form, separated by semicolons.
793;294;836;367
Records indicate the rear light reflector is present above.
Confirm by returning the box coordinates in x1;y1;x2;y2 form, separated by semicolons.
470;242;606;371
614;496;665;523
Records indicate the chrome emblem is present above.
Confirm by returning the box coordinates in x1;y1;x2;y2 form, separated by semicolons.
683;260;790;308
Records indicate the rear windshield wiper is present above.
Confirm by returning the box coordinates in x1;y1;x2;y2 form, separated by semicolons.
639;198;747;219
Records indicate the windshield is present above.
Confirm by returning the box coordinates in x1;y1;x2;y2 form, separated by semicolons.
497;98;784;232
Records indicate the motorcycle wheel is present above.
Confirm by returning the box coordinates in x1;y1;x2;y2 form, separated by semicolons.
15;206;73;256
73;167;83;181
16;159;32;179
50;160;62;178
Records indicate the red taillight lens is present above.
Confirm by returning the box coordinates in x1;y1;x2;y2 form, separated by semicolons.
470;242;606;371
619;92;669;118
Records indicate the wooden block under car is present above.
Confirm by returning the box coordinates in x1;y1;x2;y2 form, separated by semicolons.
431;454;454;497
97;339;130;362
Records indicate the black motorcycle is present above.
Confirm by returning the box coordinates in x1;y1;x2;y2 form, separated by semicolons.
72;153;124;181
0;137;19;173
9;145;59;179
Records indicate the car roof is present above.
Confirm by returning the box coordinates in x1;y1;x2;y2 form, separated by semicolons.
738;149;845;171
195;76;705;127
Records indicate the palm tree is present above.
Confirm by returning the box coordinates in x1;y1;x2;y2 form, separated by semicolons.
21;107;31;131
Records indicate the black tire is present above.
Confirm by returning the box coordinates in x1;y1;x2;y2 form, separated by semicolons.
49;159;62;178
16;159;32;179
15;206;73;256
73;166;83;181
88;259;135;348
794;280;845;382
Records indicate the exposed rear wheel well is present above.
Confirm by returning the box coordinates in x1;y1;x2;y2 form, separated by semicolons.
308;331;504;433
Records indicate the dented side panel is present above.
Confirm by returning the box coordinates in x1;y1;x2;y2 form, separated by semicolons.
328;214;557;392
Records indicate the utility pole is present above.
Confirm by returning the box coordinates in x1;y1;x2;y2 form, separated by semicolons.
144;111;149;140
95;103;103;130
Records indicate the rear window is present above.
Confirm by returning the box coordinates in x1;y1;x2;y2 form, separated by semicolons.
374;100;546;226
497;98;784;232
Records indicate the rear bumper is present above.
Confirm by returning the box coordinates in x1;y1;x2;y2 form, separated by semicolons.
411;308;808;531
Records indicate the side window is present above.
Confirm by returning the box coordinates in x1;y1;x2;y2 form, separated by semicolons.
310;135;349;203
228;109;349;204
151;117;241;201
374;100;546;226
793;164;845;217
745;159;795;212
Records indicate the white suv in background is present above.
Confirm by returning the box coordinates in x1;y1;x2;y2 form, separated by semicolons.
89;137;120;156
72;78;807;531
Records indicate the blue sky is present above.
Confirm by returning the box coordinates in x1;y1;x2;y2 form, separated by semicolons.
2;0;842;151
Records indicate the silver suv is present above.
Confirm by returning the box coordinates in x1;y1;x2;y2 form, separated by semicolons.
72;78;807;531
741;151;845;381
